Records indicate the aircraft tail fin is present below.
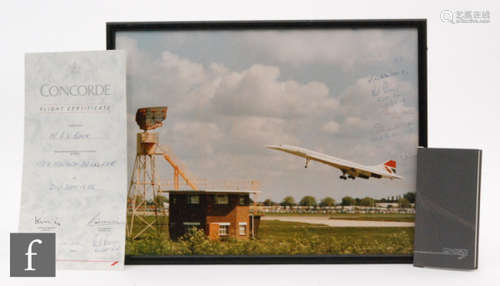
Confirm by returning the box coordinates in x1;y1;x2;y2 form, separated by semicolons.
381;160;397;174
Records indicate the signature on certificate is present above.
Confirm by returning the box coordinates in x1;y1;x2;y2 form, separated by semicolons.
87;213;123;227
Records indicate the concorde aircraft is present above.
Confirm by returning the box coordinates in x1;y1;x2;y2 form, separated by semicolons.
266;144;403;180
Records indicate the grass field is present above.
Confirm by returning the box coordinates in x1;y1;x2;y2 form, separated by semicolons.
125;215;414;256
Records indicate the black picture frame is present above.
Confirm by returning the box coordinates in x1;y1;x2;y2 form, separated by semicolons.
107;19;428;265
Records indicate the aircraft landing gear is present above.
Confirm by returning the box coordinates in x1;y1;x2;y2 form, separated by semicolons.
348;175;356;180
339;170;348;180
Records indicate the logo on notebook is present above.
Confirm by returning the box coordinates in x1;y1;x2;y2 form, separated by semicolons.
414;248;469;260
442;248;469;260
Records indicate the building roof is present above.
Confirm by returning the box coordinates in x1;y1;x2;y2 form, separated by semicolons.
162;189;261;195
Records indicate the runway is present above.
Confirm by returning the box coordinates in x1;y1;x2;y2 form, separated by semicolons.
261;216;415;227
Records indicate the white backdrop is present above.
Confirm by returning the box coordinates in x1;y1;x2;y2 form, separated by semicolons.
1;1;499;285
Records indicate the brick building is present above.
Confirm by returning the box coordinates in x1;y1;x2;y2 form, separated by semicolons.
166;189;260;240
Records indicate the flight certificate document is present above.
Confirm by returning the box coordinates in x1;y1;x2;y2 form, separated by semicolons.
19;51;127;270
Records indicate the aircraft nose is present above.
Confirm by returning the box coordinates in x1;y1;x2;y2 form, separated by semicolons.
266;145;280;150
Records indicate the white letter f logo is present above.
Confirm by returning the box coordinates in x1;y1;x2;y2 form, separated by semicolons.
25;239;42;271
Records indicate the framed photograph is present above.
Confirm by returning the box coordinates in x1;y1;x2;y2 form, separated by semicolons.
107;20;427;264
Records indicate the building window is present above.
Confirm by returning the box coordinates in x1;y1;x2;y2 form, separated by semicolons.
215;194;229;205
239;222;247;235
188;195;200;205
239;195;248;206
183;222;200;233
218;223;230;236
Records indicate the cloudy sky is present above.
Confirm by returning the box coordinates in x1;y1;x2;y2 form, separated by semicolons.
116;28;420;202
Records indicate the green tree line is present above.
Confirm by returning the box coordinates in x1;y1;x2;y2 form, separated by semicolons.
260;192;416;208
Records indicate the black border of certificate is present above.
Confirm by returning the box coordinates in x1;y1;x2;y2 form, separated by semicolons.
106;19;428;265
